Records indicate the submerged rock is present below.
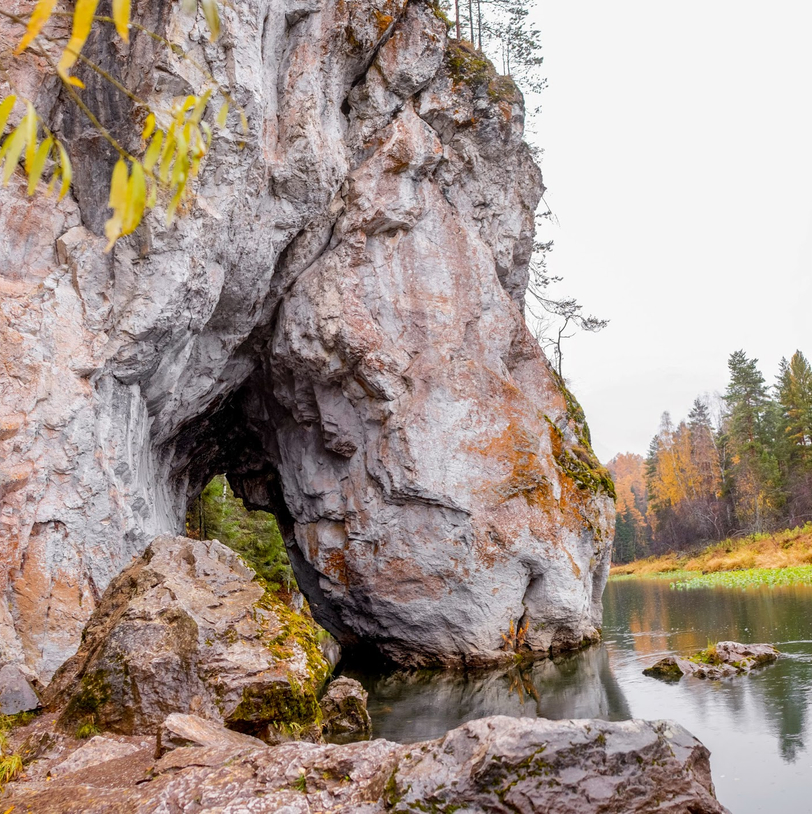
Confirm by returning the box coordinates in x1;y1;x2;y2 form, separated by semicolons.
644;641;779;680
42;536;330;741
320;677;372;741
1;714;729;813
0;0;614;680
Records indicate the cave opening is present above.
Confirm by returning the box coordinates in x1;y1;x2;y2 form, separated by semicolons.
185;473;296;595
170;374;362;652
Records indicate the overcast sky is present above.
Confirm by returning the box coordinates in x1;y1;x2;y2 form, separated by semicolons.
526;1;812;462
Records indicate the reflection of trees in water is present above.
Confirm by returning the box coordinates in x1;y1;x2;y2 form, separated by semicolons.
607;579;812;763
345;645;632;744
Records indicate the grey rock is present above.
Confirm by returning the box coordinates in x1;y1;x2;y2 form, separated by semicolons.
0;664;40;714
42;536;330;739
0;0;614;680
0;715;729;813
390;716;728;814
320;677;372;741
49;736;141;778
644;641;779;680
157;713;266;756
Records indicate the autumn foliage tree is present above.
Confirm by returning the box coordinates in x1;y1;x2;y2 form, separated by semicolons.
607;453;651;563
627;349;812;559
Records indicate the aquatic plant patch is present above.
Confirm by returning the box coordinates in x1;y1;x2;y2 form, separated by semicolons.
670;565;812;591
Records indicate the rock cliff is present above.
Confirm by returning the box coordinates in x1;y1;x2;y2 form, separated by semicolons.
0;0;614;680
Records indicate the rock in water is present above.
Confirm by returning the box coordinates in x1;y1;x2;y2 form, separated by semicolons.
0;0;614;679
644;641;779;680
320;677;372;741
42;536;330;740
0;715;729;813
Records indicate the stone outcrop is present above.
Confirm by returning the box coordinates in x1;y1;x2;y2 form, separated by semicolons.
42;536;330;740
157;713;266;756
1;714;729;813
0;0;614;680
0;664;40;715
644;641;779;681
47;736;142;779
320;677;373;741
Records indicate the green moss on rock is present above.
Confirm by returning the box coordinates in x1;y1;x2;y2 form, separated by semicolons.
254;580;331;691
58;670;111;729
228;680;321;730
446;40;494;88
186;475;293;591
546;374;616;500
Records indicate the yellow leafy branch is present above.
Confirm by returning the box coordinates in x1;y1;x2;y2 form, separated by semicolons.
0;0;244;249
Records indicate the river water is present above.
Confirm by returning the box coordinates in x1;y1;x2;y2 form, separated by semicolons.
344;577;812;813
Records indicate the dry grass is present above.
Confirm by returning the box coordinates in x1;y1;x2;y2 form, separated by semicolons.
0;753;22;786
611;523;812;577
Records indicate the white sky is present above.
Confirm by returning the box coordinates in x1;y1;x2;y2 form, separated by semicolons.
527;1;812;462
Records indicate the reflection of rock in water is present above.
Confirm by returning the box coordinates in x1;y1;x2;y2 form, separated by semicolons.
344;644;632;743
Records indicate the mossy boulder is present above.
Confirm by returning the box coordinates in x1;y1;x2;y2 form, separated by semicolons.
43;536;331;742
644;641;779;681
319;677;372;743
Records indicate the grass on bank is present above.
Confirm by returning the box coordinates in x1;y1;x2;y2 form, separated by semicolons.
610;523;812;589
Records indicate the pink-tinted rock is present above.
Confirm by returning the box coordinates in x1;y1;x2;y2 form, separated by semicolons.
42;537;329;740
0;0;614;680
0;715;729;813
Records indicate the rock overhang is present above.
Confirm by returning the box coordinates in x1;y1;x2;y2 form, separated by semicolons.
0;0;615;679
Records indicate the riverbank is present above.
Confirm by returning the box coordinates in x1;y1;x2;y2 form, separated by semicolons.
610;523;812;582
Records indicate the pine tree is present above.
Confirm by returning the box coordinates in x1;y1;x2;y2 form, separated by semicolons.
776;351;812;523
723;351;777;532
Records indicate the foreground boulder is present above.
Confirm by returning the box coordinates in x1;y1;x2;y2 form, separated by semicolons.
1;0;614;681
644;641;779;680
42;536;330;741
1;714;729;813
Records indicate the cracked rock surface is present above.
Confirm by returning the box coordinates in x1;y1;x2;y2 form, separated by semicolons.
0;714;729;813
0;0;614;680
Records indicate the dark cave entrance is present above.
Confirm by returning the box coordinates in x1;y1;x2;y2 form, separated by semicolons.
171;376;361;648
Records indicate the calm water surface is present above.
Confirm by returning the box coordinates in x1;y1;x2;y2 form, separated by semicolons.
344;578;812;814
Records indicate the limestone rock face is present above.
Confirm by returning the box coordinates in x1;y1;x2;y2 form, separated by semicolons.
42;536;330;739
0;0;614;679
0;715;729;813
0;664;40;715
